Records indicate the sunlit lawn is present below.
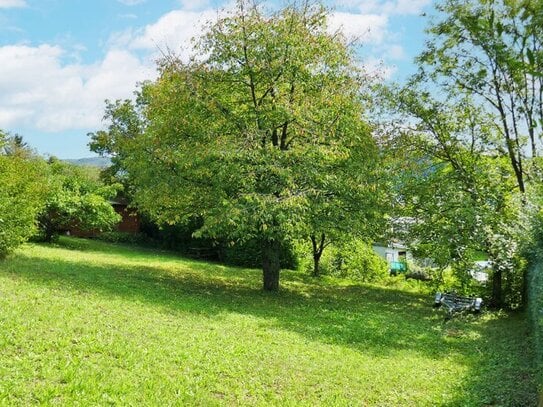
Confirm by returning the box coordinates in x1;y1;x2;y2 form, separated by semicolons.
0;237;537;405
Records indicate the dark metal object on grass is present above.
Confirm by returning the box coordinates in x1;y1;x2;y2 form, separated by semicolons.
433;292;483;319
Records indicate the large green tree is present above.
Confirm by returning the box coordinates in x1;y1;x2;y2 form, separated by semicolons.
418;0;543;194
375;0;543;307
383;89;523;306
93;1;380;290
89;98;145;188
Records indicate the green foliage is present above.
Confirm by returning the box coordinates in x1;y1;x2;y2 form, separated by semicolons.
0;153;48;258
138;217;220;257
528;262;543;394
307;239;388;282
378;83;525;307
376;0;543;307
88;99;145;187
139;217;298;268
220;238;298;269
404;261;432;282
418;0;543;193
525;210;543;392
0;238;537;404
328;239;389;282
36;159;121;242
0;132;33;158
94;1;380;290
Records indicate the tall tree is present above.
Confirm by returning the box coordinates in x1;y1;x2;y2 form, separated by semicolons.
0;131;33;158
95;1;380;290
378;86;523;307
418;0;543;194
375;0;543;307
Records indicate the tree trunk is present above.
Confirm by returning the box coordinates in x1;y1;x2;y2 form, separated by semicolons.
311;233;326;277
262;239;281;291
490;269;503;308
312;250;322;277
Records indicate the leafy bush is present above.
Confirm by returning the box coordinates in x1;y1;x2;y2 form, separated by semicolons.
327;239;389;282
0;155;48;258
36;160;121;242
405;268;432;281
140;217;298;269
139;218;221;260
525;210;543;393
528;262;543;395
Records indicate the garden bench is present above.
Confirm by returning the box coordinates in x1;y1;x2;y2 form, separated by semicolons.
433;292;483;318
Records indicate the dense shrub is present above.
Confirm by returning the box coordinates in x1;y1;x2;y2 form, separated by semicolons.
525;210;543;395
36;160;120;242
325;239;389;282
139;218;221;260
0;155;48;258
527;263;543;392
140;217;298;268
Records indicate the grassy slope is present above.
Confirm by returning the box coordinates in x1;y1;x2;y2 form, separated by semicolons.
0;237;537;406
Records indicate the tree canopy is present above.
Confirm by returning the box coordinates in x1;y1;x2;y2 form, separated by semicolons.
417;0;543;194
92;1;382;290
374;0;543;307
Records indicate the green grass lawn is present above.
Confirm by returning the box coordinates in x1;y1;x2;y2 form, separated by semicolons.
0;237;537;406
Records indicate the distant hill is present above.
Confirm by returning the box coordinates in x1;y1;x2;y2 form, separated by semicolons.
64;157;111;168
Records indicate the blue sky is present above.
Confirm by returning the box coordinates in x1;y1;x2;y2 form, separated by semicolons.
0;0;432;158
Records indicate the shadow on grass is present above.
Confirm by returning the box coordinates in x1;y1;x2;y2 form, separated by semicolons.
440;313;537;407
3;245;483;355
2;240;538;404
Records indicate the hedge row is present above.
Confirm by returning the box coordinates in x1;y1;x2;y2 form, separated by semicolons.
528;263;543;401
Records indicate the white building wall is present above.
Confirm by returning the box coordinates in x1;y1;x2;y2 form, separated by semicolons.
372;244;407;263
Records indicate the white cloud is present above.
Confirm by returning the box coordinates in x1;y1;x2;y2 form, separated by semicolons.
362;56;396;80
329;12;388;44
384;0;431;15
0;0;26;8
0;1;417;137
125;6;390;58
129;9;217;57
0;44;154;132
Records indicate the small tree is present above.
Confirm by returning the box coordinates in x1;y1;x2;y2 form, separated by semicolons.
305;165;387;277
37;159;121;242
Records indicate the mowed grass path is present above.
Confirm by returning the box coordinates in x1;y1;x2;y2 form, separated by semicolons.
0;238;536;406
